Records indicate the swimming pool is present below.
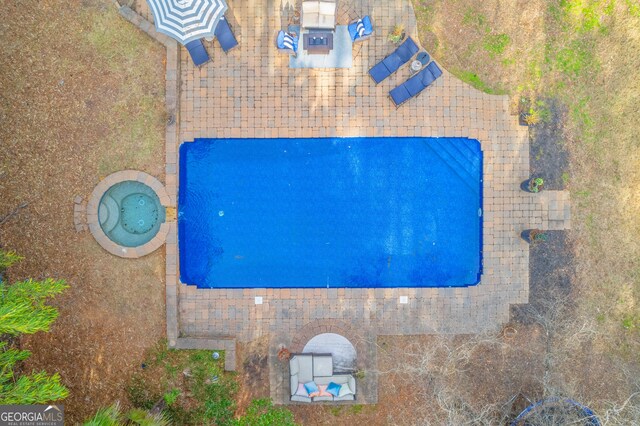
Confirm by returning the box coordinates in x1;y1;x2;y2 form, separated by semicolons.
178;137;482;288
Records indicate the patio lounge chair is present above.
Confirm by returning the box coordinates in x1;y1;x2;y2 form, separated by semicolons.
348;16;374;43
185;39;210;67
301;0;336;30
389;61;443;107
368;37;419;84
215;16;239;53
276;30;299;56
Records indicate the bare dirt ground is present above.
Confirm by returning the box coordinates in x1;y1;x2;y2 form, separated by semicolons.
0;1;166;422
235;337;271;415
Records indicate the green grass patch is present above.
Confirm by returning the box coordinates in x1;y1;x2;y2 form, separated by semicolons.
463;8;488;31
553;39;596;78
483;33;510;56
562;172;570;185
127;340;236;425
621;314;639;331
456;70;507;95
127;340;295;425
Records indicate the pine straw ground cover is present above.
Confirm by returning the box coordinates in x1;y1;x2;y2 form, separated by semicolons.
0;1;165;422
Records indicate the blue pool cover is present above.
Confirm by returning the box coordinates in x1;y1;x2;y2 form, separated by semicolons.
179;137;483;288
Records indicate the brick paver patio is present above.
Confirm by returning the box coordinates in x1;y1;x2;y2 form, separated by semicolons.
121;0;571;404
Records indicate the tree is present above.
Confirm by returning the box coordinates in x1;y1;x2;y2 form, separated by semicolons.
0;342;68;404
0;250;69;404
84;403;169;426
0;278;68;335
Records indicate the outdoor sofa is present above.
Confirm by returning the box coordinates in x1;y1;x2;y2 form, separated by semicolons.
368;37;419;84
301;0;337;30
389;60;443;107
290;353;356;402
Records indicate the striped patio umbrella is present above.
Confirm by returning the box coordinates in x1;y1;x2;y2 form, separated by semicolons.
146;0;228;45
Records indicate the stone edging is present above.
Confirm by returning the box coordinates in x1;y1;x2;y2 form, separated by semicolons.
87;170;171;258
174;338;237;371
116;4;181;341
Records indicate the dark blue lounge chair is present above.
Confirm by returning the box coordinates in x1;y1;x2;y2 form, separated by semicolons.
368;37;419;84
185;39;210;67
215;17;239;53
389;61;443;107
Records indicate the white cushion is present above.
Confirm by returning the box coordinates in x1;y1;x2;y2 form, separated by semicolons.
334;393;356;401
313;355;333;377
290;373;298;395
338;383;354;397
312;395;333;402
296;355;314;382
314;375;350;385
291;394;312;403
302;2;319;13
319;1;335;14
289;357;299;376
318;15;334;28
295;383;309;397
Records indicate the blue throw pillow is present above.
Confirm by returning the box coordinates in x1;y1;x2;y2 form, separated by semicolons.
326;381;342;397
362;16;373;35
304;381;319;395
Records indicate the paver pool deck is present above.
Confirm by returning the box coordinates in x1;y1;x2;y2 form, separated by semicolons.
124;0;571;404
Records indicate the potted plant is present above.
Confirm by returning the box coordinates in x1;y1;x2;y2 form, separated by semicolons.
521;107;541;126
521;177;544;193
388;24;405;44
277;347;291;362
521;229;548;244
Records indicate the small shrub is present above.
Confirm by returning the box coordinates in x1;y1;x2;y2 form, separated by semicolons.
234;398;296;426
163;389;181;406
0;278;69;336
350;404;364;415
0;343;69;404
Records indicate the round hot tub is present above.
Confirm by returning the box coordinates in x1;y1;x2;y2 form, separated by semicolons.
98;181;166;247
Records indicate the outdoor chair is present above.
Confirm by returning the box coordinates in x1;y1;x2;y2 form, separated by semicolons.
185;39;210;67
276;30;299;56
301;0;337;30
215;16;239;53
348;16;374;43
368;37;419;84
389;61;443;107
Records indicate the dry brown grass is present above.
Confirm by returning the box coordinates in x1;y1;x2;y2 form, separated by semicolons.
0;1;166;422
410;0;640;418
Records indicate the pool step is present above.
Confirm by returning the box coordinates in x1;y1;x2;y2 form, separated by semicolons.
424;139;479;194
436;138;481;177
447;138;482;175
433;138;481;185
99;194;120;234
